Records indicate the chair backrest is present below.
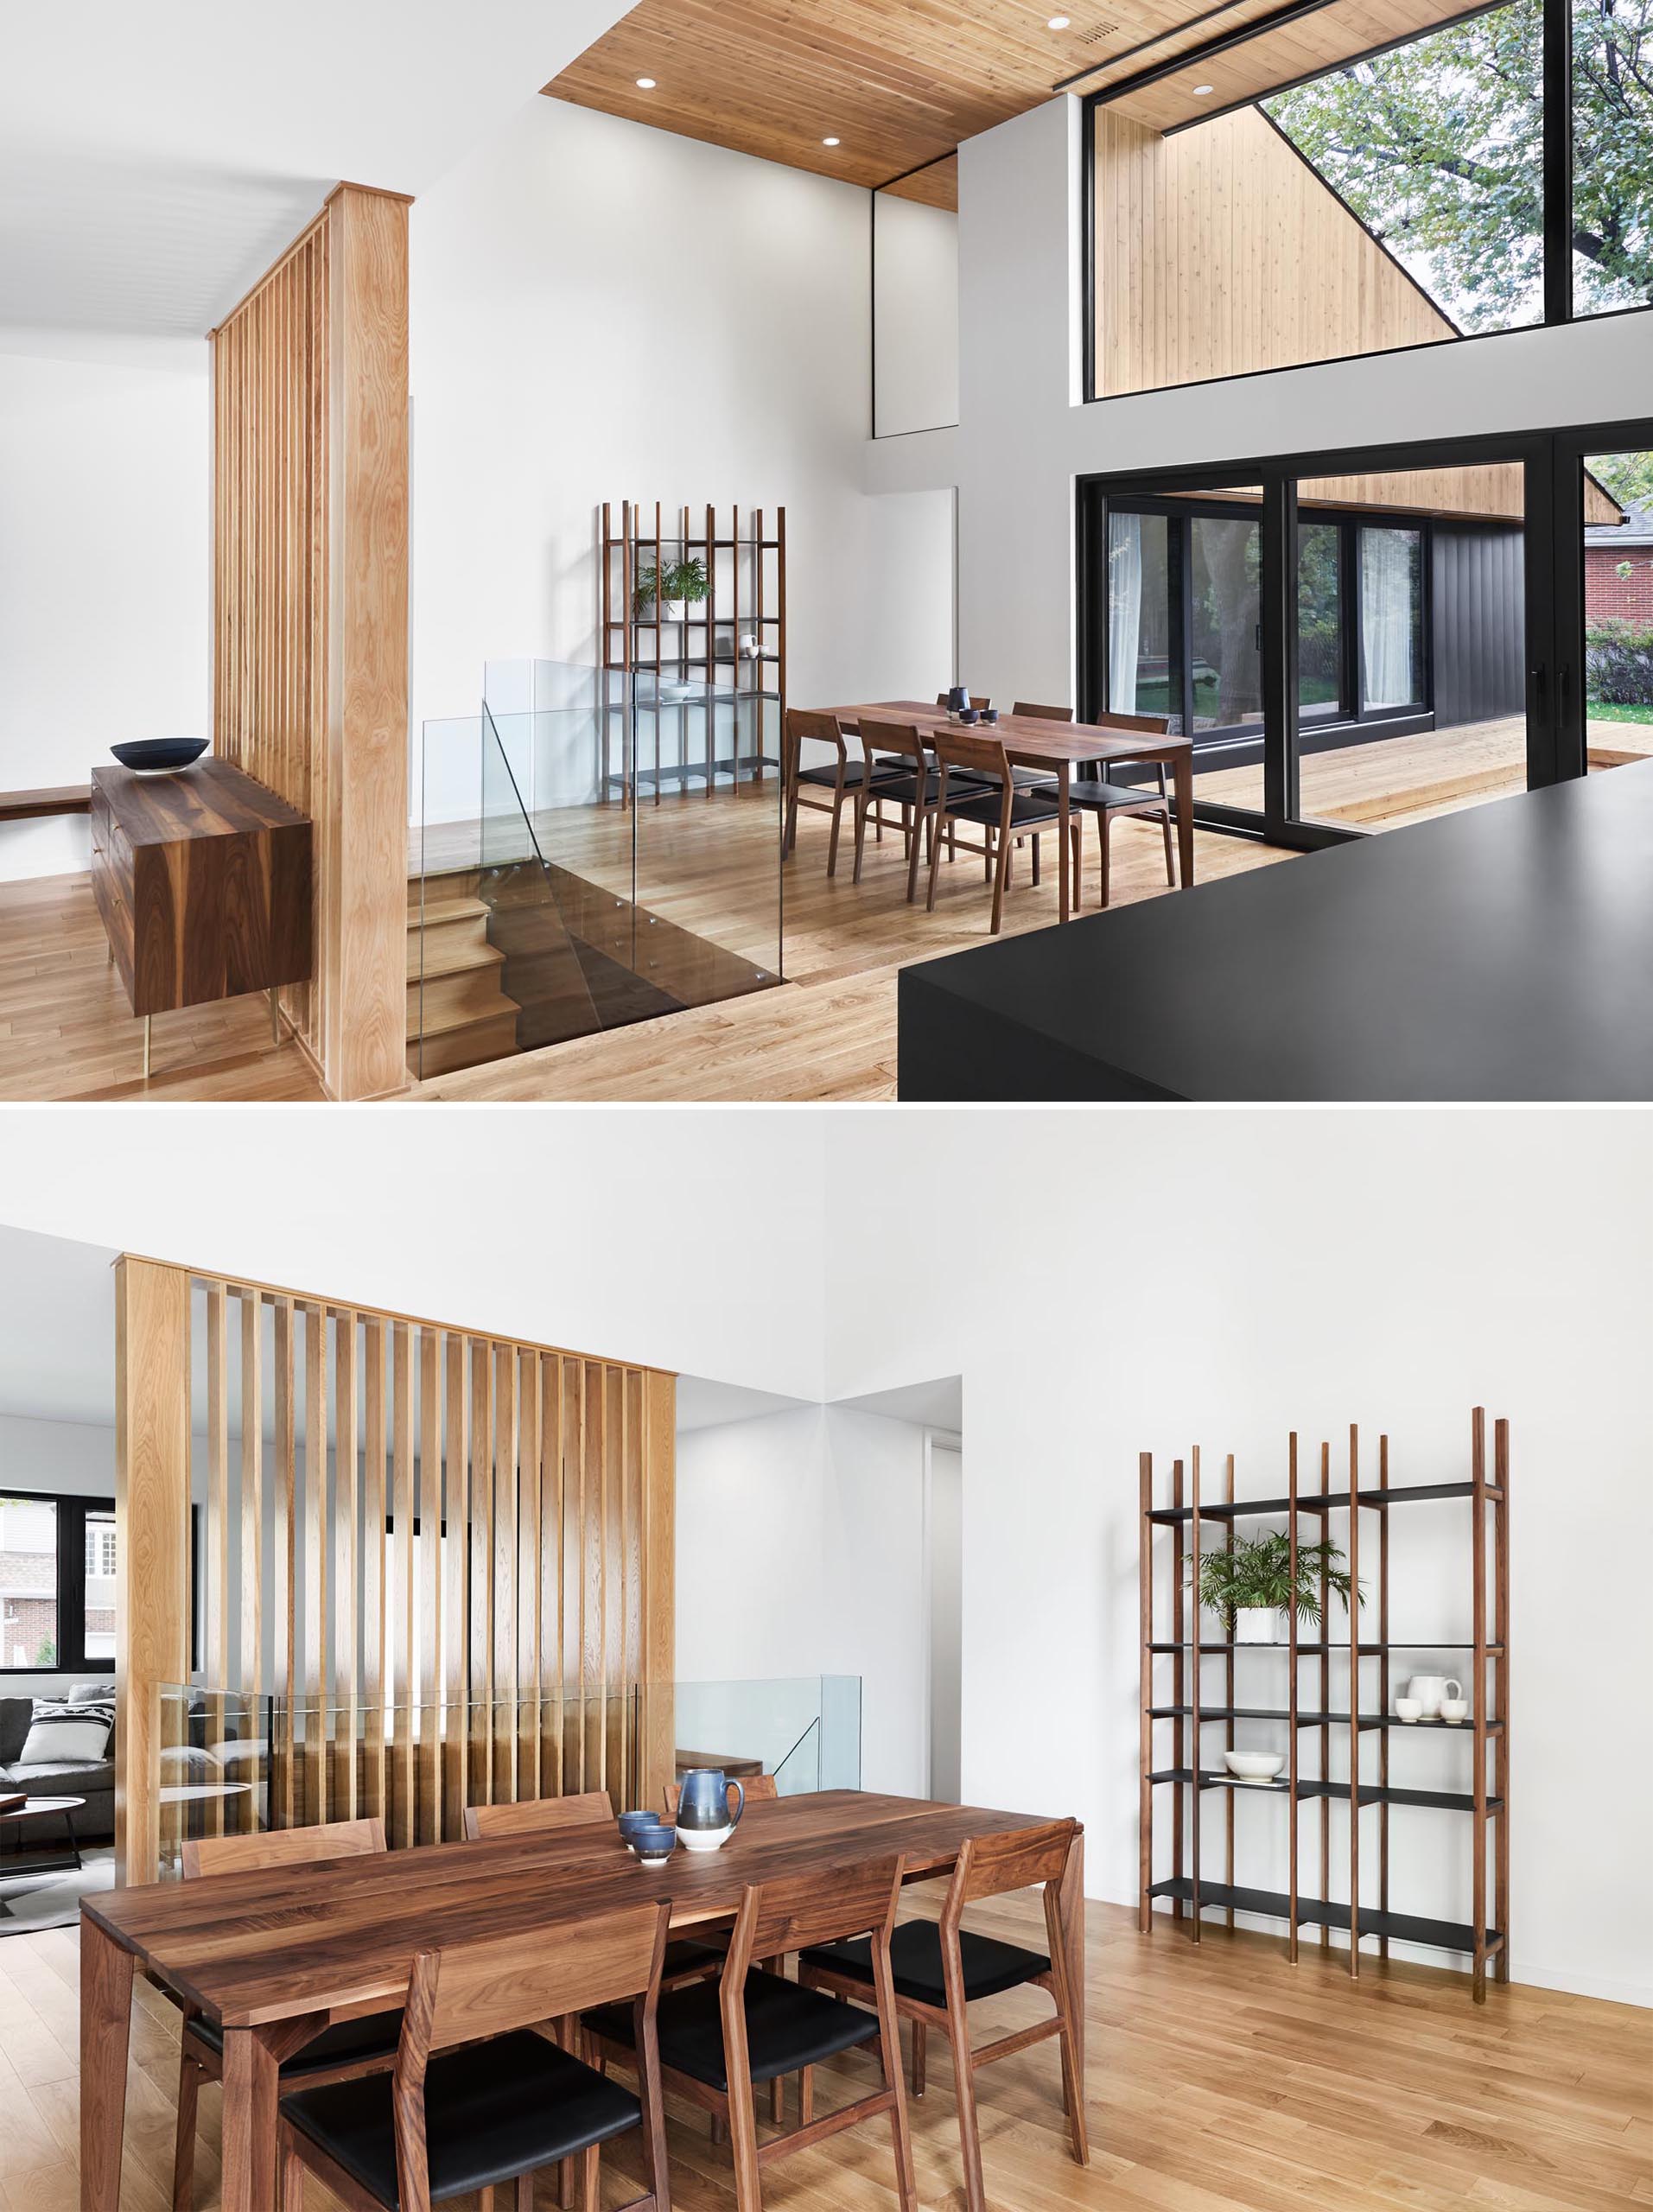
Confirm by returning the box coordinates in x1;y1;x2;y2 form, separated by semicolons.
1094;708;1171;735
943;1818;1078;1926
734;1852;904;1968
462;1789;614;1841
1012;701;1073;722
391;1904;672;2209
858;717;926;771
663;1771;778;1817
936;691;992;710
785;707;845;760
181;1815;385;1882
931;728;1010;795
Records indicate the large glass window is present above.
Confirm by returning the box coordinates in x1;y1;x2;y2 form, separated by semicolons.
0;1491;118;1673
1299;523;1345;724
1582;449;1653;767
1359;529;1426;713
1107;512;1177;726
1189;516;1263;734
1573;0;1653;319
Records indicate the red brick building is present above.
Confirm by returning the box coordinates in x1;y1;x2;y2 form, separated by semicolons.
1586;501;1653;626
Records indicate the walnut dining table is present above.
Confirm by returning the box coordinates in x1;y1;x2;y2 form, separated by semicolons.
828;700;1197;923
79;1789;1084;2212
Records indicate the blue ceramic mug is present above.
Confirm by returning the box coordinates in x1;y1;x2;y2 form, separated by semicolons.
677;1767;745;1834
946;685;970;714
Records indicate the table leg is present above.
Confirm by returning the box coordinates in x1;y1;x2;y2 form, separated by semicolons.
79;1918;135;2212
66;1806;82;1870
220;2026;282;2212
1058;763;1071;924
1173;751;1195;888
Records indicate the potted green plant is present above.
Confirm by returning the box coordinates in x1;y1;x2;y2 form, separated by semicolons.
634;556;709;626
1192;1530;1360;1643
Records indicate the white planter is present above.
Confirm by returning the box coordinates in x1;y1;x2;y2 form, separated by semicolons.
1234;1605;1287;1644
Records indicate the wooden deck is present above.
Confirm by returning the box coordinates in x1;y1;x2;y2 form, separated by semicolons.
3;1891;1649;2211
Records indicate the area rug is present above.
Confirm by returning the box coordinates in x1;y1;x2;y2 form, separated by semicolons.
0;1843;114;1932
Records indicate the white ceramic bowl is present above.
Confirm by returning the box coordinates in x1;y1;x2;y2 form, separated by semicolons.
677;1823;734;1853
1224;1750;1285;1782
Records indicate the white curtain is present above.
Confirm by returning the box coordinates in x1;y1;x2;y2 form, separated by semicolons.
1361;529;1420;709
1108;512;1143;713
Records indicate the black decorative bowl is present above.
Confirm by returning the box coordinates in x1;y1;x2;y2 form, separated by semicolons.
111;738;209;773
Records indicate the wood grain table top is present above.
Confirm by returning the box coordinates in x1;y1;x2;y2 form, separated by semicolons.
85;1792;1062;2029
830;701;1192;766
92;758;309;845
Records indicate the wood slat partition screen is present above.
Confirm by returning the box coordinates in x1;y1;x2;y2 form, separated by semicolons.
116;1257;675;1885
212;183;411;1102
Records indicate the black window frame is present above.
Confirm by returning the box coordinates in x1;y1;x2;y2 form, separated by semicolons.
1079;0;1643;405
0;1486;118;1676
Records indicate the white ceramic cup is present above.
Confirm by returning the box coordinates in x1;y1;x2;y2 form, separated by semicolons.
1406;1674;1462;1718
1439;1696;1469;1724
1396;1696;1423;1722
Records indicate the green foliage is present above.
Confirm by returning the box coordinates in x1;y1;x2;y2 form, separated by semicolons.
634;557;709;616
1265;0;1653;332
1586;617;1653;703
35;1635;55;1666
1591;450;1653;512
1192;1532;1361;1629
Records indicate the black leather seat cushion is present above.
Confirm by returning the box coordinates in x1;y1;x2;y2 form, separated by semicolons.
798;760;904;789
664;1937;727;1978
588;1968;878;2090
1030;779;1167;811
801;1922;1049;2007
946;787;1065;830
282;2030;640;2206
190;2008;404;2079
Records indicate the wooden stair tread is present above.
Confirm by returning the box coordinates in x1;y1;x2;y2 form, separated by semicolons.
412;995;521;1041
406;938;505;983
408;894;492;929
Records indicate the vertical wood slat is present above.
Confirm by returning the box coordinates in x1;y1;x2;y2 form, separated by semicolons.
302;1304;328;1827
238;1294;264;1835
391;1323;416;1847
360;1319;387;1824
418;1329;442;1842
334;1314;359;1820
604;1365;625;1796
468;1343;493;1807
205;1285;231;1844
539;1357;563;1799
518;1351;541;1805
563;1361;584;1794
493;1344;518;1803
271;1299;296;1832
442;1335;468;1841
583;1362;605;1794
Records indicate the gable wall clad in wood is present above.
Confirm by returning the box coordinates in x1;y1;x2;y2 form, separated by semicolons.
212;183;410;1102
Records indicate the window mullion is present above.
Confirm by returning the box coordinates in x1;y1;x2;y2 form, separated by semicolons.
1543;0;1574;324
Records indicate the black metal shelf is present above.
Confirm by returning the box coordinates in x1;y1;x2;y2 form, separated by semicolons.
1148;1704;1500;1732
1147;1878;1503;1956
1147;1640;1501;1655
1148;1768;1502;1813
1147;1479;1499;1525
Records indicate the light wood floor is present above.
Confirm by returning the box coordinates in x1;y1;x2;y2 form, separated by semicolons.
5;1895;1650;2211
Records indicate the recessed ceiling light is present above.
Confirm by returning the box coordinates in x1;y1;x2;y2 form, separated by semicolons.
823;136;841;146
636;76;657;89
1048;15;1072;27
1192;82;1214;94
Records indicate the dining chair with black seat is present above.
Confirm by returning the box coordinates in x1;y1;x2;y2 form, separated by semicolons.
782;708;903;876
797;1818;1087;2212
1031;707;1174;908
1011;701;1073;722
461;1789;725;1990
583;1853;916;2212
851;720;950;896
173;1818;404;2212
925;729;1081;935
276;1899;674;2212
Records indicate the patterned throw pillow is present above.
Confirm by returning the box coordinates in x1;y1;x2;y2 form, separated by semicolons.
16;1696;113;1765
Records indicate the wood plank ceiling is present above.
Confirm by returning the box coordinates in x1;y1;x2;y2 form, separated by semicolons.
545;0;1500;206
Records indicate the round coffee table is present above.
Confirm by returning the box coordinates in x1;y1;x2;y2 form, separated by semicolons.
0;1796;85;1879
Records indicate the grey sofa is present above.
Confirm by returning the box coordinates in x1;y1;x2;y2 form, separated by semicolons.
0;1687;114;1850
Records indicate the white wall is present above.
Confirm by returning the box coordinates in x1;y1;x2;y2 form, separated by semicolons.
871;92;1653;711
821;1107;1653;2010
409;97;957;744
0;349;211;802
874;196;959;438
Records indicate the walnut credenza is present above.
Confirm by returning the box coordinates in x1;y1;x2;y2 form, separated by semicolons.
90;759;314;1076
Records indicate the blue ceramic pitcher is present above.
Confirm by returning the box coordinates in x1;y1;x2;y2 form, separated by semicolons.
677;1766;745;1834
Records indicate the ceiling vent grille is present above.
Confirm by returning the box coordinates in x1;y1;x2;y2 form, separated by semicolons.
1078;19;1122;42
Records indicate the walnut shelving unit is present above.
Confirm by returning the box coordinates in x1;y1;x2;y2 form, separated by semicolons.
1138;1409;1510;2002
599;500;786;804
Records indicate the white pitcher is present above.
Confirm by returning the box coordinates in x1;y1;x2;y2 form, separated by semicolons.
1405;1673;1461;1719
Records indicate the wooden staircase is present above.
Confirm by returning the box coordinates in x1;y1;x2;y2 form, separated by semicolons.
406;886;523;1078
